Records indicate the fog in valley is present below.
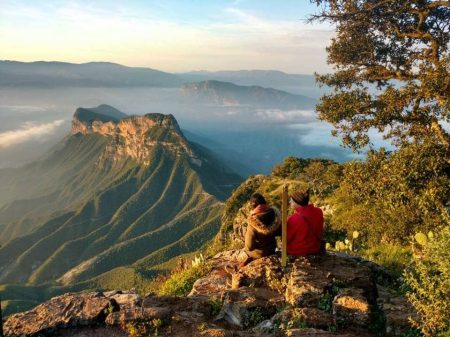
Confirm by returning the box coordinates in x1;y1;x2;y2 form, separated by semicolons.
0;86;358;174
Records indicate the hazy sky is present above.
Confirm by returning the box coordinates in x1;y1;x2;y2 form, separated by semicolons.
0;0;334;74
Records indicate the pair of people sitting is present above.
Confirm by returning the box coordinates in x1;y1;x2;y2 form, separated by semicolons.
244;189;324;264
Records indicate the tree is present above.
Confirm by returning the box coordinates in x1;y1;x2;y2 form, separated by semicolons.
310;0;450;159
329;140;450;244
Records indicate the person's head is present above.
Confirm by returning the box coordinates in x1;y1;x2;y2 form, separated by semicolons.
250;193;266;209
290;189;310;207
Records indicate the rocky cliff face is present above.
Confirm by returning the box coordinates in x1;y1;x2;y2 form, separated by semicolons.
4;251;417;337
71;111;199;167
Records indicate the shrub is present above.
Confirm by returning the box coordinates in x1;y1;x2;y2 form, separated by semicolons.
329;142;450;245
404;226;450;337
360;243;412;279
158;263;210;297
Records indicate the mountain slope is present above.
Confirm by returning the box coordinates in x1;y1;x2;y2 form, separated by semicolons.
181;80;316;109
0;105;241;287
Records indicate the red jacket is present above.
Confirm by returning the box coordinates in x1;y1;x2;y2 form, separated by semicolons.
287;204;324;255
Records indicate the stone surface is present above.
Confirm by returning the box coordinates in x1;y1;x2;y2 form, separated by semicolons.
198;328;233;337
286;253;375;307
189;250;245;297
105;306;171;326
377;286;418;336
286;328;362;337
103;290;142;311
333;288;371;327
215;287;284;327
3;250;414;337
4;292;113;336
233;255;284;289
272;308;335;330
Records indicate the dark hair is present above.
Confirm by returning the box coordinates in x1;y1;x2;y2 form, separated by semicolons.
250;193;266;208
291;189;310;206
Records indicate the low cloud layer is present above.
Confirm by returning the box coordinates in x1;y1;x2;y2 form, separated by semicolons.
0;120;64;148
254;109;317;123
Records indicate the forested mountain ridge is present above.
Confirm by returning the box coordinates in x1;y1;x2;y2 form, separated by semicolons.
0;105;241;294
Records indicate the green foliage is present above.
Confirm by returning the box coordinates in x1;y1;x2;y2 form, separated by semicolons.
123;318;164;337
157;263;210;297
329;142;450;244
271;157;342;197
369;304;387;335
403;329;422;337
360;243;412;280
404;225;450;337
271;156;311;179
310;0;450;153
242;307;274;329
209;299;222;317
318;285;340;313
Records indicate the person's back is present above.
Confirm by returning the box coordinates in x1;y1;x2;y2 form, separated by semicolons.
245;193;281;260
287;189;324;256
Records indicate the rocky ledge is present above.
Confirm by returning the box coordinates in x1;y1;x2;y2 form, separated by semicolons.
71;110;200;167
4;251;417;337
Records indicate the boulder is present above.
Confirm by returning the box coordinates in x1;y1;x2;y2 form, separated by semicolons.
232;255;284;289
4;292;113;336
286;253;375;308
332;288;371;328
189;250;245;297
215;287;284;328
377;286;418;336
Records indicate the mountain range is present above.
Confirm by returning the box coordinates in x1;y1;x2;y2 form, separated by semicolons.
182;80;316;109
0;105;241;313
0;61;319;95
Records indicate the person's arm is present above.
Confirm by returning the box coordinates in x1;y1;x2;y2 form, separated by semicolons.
245;225;257;251
286;215;297;244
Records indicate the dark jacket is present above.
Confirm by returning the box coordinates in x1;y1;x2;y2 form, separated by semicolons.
245;206;281;259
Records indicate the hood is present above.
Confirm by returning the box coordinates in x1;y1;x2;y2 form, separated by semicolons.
247;206;281;235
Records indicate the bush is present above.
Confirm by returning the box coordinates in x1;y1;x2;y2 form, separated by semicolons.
329;142;450;244
404;225;450;337
359;243;412;279
157;264;210;297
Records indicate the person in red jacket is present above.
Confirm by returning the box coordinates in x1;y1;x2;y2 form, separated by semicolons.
287;189;324;256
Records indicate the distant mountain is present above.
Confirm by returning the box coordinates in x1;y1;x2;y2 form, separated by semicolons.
0;61;183;87
0;105;241;290
180;70;323;97
0;61;322;96
181;80;316;109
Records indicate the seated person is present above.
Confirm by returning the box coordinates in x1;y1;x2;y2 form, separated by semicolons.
287;189;324;256
244;193;281;262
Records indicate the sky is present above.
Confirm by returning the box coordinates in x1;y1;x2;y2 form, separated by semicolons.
0;0;334;74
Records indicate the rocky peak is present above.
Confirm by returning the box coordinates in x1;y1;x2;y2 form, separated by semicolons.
70;105;199;166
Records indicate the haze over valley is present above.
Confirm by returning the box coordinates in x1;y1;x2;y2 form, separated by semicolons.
0;61;354;173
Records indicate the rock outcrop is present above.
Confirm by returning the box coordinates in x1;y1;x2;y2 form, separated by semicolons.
4;251;416;337
71;108;200;167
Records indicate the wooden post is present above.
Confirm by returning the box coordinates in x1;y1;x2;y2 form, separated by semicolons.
281;184;288;268
0;296;3;337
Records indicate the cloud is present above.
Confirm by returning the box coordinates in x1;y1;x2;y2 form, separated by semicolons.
0;120;64;148
0;2;334;73
254;109;317;122
0;105;47;113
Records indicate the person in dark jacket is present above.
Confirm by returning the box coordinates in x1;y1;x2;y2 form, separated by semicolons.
244;193;281;264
